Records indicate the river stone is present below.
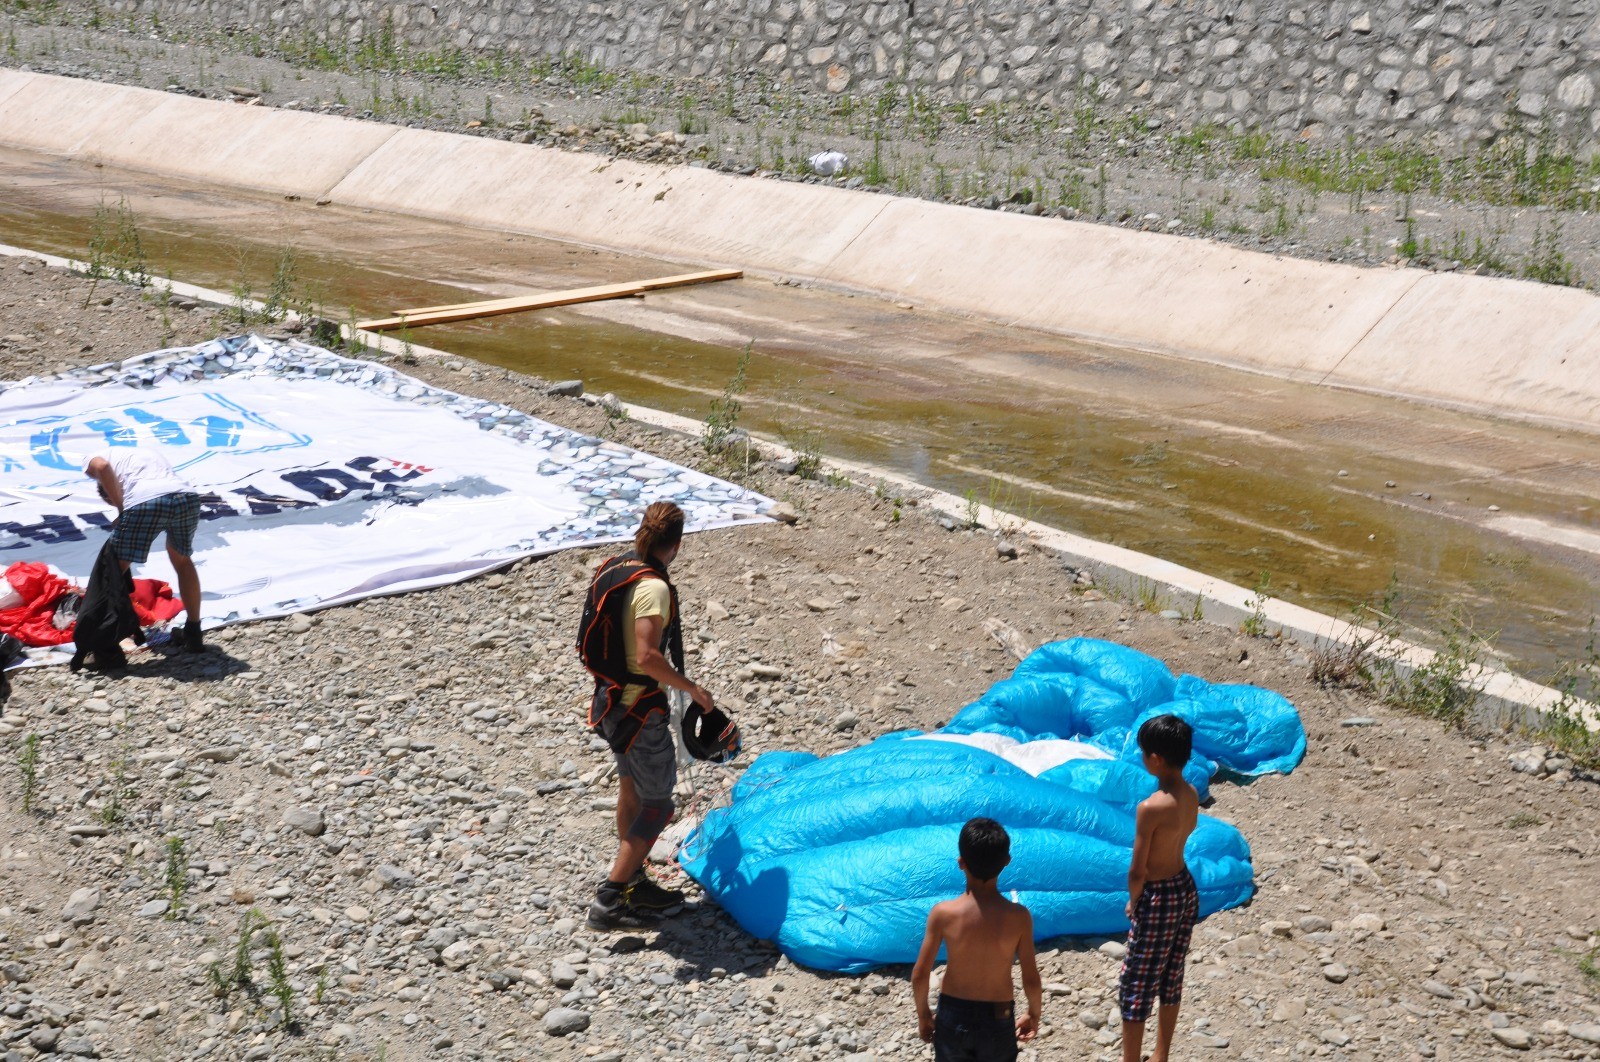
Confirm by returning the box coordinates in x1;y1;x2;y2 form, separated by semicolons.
376;864;416;889
1569;1024;1600;1044
282;806;325;836
543;1007;591;1036
1491;1027;1532;1049
62;887;101;924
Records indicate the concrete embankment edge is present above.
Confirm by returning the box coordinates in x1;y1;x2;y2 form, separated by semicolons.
4;70;1600;432
2;237;1582;734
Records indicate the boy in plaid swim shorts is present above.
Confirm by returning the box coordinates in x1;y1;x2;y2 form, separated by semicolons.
84;451;205;653
1120;714;1200;1062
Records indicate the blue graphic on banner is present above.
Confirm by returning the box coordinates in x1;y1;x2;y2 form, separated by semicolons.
6;391;311;491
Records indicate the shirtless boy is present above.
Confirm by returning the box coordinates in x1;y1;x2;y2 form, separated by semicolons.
1120;714;1201;1062
912;818;1042;1062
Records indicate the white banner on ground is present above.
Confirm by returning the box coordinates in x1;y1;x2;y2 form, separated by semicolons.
0;335;770;657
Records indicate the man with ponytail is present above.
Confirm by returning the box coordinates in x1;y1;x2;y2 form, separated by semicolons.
577;501;723;929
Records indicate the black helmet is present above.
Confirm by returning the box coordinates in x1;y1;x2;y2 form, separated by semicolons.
682;705;741;763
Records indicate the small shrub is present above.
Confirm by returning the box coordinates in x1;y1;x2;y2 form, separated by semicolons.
209;908;270;1002
18;732;40;814
1379;607;1491;728
1310;576;1401;689
1240;571;1271;637
785;428;822;480
85;196;149;288
264;928;297;1030
599;395;629;440
1541;618;1600;771
1399;217;1419;259
703;342;752;456
984;477;1041;536
1522;217;1581;287
1580;945;1600;991
261;245;299;321
165;835;189;917
229;252;256;326
962;488;981;529
98;749;134;827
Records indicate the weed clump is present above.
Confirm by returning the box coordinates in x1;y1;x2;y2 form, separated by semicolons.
1377;607;1491;728
1309;577;1401;689
1240;572;1272;638
164;834;189;917
18;732;40;814
84;197;149;289
702;342;753;464
208;907;270;1002
1541;619;1600;771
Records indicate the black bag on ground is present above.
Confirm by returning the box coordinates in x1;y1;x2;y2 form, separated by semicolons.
70;540;143;673
0;632;22;713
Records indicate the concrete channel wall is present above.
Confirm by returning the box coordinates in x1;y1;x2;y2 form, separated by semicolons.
75;0;1600;146
4;70;1598;432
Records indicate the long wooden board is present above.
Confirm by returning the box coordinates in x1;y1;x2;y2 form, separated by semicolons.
355;268;743;332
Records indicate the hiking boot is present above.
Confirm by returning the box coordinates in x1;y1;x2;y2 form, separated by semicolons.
586;892;660;931
181;621;205;655
623;868;685;911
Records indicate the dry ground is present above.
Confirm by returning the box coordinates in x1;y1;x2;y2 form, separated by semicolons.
0;260;1596;1061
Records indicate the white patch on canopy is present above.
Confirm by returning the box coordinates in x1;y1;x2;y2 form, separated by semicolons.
915;732;1115;776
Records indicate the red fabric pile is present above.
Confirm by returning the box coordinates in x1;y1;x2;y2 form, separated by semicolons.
0;561;185;647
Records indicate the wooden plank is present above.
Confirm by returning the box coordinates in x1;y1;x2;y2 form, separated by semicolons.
356;268;743;332
390;267;742;318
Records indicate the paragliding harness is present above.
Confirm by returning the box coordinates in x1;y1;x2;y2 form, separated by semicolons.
576;551;684;754
682;704;741;763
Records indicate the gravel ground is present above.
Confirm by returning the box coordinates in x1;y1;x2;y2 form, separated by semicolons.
4;8;1600;293
0;260;1598;1061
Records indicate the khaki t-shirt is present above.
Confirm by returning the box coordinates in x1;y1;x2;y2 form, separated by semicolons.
620;577;673;708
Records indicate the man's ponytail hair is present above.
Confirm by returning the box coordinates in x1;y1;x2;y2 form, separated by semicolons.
635;501;685;560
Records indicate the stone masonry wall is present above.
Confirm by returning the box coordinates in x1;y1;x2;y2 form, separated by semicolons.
97;0;1600;146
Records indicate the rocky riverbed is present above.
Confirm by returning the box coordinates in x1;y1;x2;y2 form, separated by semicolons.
0;260;1598;1061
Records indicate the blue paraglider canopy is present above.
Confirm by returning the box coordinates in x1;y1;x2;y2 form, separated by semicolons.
679;638;1306;973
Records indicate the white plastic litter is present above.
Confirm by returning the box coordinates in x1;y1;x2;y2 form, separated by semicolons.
807;150;849;177
914;732;1114;776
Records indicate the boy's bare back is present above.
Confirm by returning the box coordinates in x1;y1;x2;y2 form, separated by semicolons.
1135;780;1199;881
928;891;1034;1002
